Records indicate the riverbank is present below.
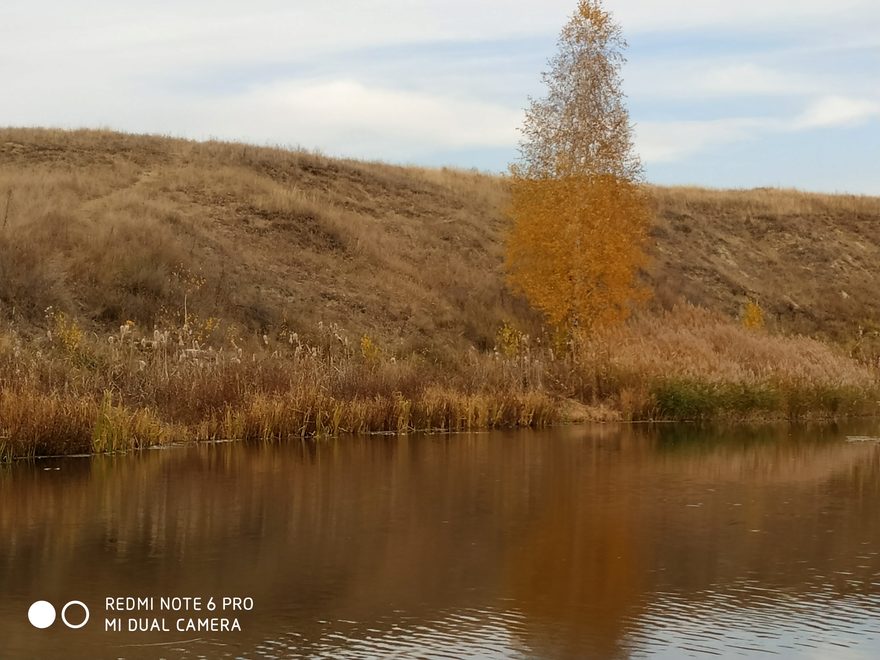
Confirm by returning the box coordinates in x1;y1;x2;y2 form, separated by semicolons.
3;128;880;354
2;129;879;458
1;305;877;459
7;422;880;658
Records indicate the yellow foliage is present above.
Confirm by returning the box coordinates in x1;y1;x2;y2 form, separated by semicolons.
507;175;650;334
496;321;526;358
742;300;765;330
46;308;84;354
505;1;651;335
360;334;381;364
193;315;221;344
170;264;207;293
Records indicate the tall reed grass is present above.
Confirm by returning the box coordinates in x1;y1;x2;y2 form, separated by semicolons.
0;304;877;459
567;305;880;420
0;315;558;459
1;129;878;457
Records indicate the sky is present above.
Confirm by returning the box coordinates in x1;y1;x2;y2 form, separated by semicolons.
2;1;878;193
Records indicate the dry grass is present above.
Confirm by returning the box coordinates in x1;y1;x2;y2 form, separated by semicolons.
0;128;878;456
0;316;558;459
1;303;876;458
2;128;880;352
0;128;531;353
569;305;880;420
648;185;880;352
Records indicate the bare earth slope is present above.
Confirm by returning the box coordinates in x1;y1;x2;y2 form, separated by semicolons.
649;186;880;341
1;129;879;350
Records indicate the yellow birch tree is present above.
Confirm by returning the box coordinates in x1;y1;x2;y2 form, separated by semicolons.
506;0;651;335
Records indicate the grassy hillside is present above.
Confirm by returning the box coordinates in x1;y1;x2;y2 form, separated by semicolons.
649;186;880;344
3;128;879;351
0;128;526;354
0;128;878;456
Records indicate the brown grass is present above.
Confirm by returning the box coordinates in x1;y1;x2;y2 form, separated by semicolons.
0;303;876;458
0;128;529;353
648;185;880;351
0;128;878;457
569;305;880;420
4;129;878;352
0;316;559;459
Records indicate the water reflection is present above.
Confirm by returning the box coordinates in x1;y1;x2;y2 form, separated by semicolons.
1;423;879;658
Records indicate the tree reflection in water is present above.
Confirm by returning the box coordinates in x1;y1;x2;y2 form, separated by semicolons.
2;423;879;658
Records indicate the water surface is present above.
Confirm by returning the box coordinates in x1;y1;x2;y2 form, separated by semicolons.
2;423;880;658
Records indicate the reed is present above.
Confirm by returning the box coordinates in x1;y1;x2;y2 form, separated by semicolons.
568;305;880;420
0;316;560;459
1;129;879;457
1;301;876;459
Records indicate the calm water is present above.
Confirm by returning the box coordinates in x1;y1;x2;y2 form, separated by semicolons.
2;423;880;659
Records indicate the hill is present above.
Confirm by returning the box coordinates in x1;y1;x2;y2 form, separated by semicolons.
0;129;878;457
0;128;520;354
3;128;879;352
648;186;880;343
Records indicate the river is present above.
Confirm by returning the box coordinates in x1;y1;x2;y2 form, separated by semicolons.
2;422;880;658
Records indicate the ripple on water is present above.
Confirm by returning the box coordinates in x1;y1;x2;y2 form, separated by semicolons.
623;580;880;658
257;608;534;659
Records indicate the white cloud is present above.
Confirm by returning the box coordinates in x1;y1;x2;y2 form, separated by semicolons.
794;96;880;129
698;64;812;96
211;80;522;155
1;0;878;188
3;1;879;68
626;61;824;100
0;1;571;66
635;118;774;163
1;76;521;160
612;0;877;34
636;94;880;165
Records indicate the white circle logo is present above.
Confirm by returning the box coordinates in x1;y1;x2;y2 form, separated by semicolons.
28;601;56;629
61;601;90;629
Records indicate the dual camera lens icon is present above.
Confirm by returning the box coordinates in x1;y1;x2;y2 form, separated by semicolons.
28;600;90;630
